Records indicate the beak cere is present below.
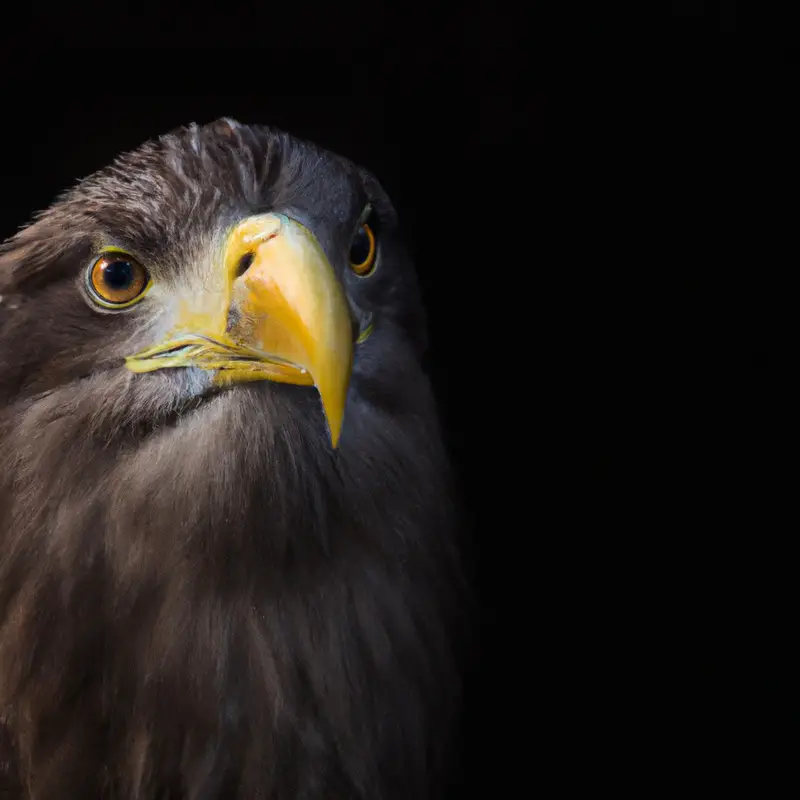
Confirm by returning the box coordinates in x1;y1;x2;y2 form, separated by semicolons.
125;213;354;448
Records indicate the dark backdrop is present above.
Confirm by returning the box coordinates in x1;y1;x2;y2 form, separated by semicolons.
1;2;791;793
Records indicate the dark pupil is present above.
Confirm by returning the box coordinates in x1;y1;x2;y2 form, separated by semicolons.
102;260;134;290
350;227;371;265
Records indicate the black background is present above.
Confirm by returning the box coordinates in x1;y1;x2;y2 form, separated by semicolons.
0;1;793;794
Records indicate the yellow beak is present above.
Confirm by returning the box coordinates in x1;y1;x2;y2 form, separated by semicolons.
125;213;354;448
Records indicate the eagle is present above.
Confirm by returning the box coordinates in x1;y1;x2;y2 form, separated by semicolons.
0;119;463;799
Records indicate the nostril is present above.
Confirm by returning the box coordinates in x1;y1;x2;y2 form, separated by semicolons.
235;251;255;278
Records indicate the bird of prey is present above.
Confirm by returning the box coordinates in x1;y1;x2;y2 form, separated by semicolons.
0;119;462;799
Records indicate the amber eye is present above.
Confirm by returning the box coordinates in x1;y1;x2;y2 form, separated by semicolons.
87;253;151;309
349;223;377;276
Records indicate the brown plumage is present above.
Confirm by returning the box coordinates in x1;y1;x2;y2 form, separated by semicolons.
0;120;462;799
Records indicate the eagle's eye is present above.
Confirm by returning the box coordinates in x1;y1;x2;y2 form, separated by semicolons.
86;252;151;309
349;223;377;277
